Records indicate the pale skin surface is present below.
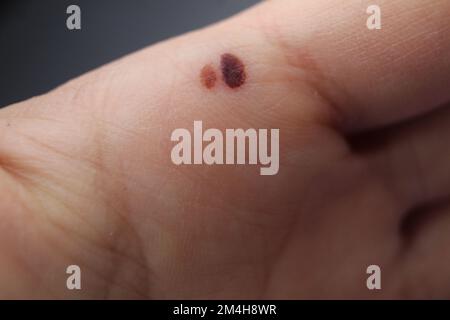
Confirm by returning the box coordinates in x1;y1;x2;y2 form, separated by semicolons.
0;0;449;299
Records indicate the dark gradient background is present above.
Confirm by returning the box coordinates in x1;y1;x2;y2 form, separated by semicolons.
0;0;260;108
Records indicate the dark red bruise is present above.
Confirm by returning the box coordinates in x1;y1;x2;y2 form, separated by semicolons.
220;53;246;88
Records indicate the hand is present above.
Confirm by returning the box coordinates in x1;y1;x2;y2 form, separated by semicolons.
0;0;449;299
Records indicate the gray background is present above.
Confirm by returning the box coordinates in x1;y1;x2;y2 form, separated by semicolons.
0;0;260;108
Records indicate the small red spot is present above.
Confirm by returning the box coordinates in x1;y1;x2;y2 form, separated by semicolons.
200;64;217;89
221;53;246;88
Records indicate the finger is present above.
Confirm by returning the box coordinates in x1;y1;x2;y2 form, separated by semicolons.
354;104;450;298
394;202;450;299
249;0;450;132
359;104;450;217
5;0;449;137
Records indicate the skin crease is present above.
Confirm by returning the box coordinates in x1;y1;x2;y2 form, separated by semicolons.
0;0;449;299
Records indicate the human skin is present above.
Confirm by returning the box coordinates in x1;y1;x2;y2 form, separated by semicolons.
0;0;449;299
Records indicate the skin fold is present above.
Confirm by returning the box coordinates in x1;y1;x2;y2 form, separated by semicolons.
0;0;449;299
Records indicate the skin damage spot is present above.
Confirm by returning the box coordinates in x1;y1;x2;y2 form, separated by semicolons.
220;53;246;89
200;64;217;89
